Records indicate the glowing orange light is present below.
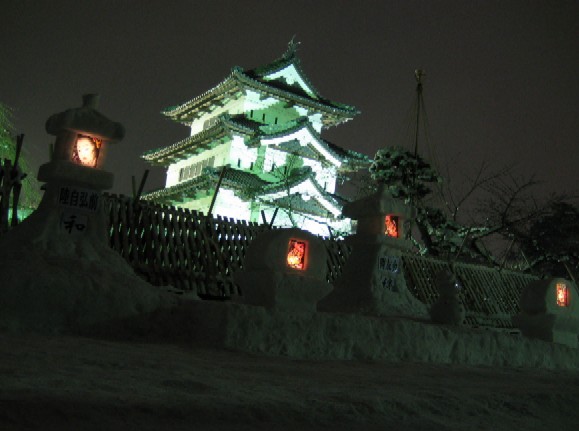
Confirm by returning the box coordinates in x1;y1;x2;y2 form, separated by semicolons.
72;135;102;167
385;215;399;238
556;283;569;307
287;239;307;270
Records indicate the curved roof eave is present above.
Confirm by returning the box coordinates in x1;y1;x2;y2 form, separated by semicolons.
259;172;342;216
162;68;359;126
260;120;343;167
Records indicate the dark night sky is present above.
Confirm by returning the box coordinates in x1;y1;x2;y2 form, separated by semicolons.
1;0;577;200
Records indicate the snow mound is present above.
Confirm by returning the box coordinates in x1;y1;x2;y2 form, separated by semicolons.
83;300;579;370
0;245;179;334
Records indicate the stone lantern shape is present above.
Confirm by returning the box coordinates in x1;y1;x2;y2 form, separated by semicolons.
318;185;427;318
343;184;415;243
0;95;176;333
39;93;124;189
26;94;125;249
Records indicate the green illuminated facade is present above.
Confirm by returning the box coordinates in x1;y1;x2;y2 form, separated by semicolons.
142;43;370;235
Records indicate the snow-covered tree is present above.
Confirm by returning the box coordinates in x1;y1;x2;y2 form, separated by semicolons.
369;146;441;201
368;146;470;257
515;201;579;278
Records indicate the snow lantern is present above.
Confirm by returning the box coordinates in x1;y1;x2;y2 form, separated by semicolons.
234;228;331;312
429;270;466;326
512;278;579;348
39;94;124;190
342;184;414;242
0;94;178;333
4;94;127;250
318;185;427;318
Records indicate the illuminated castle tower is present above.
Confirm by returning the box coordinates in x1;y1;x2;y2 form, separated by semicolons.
142;42;369;236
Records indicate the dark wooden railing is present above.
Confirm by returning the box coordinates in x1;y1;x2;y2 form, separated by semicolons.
104;193;535;327
104;194;351;298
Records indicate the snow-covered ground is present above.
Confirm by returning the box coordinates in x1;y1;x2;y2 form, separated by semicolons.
1;298;577;430
0;218;576;429
1;330;577;431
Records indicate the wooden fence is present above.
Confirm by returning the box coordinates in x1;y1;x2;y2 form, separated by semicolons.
104;194;351;298
104;194;535;328
402;254;537;328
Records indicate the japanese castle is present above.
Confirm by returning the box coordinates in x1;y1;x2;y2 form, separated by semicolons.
142;42;370;236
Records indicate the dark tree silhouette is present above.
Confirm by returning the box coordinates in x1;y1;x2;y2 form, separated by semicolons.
515;201;579;279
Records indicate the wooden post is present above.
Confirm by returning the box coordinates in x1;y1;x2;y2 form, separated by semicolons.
13;134;24;168
268;207;279;229
327;225;334;240
10;135;25;226
134;170;149;202
260;210;268;225
207;165;228;217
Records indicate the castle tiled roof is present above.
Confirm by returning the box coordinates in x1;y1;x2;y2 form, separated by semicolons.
141;165;343;218
161;49;359;129
142;114;257;166
140;166;268;204
142;114;368;168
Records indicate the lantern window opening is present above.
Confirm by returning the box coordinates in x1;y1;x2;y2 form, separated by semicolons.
384;214;399;238
556;282;570;307
72;134;102;168
287;238;307;270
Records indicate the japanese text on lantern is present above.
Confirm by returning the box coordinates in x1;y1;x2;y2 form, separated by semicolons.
384;215;399;238
556;283;569;307
58;187;99;212
60;212;88;234
287;239;307;270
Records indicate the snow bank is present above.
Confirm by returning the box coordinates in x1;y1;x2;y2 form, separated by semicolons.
0;243;179;334
83;300;579;371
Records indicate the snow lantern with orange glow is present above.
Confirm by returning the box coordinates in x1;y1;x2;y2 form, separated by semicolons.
513;278;579;348
556;282;570;307
287;238;308;270
39;94;124;190
342;185;414;244
234;228;331;312
384;215;400;238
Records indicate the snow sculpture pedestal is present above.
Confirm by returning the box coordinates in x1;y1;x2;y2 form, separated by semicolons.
234;228;331;313
318;186;427;318
429;270;466;325
512;278;579;348
0;95;177;333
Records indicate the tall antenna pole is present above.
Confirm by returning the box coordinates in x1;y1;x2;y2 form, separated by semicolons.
413;69;425;158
